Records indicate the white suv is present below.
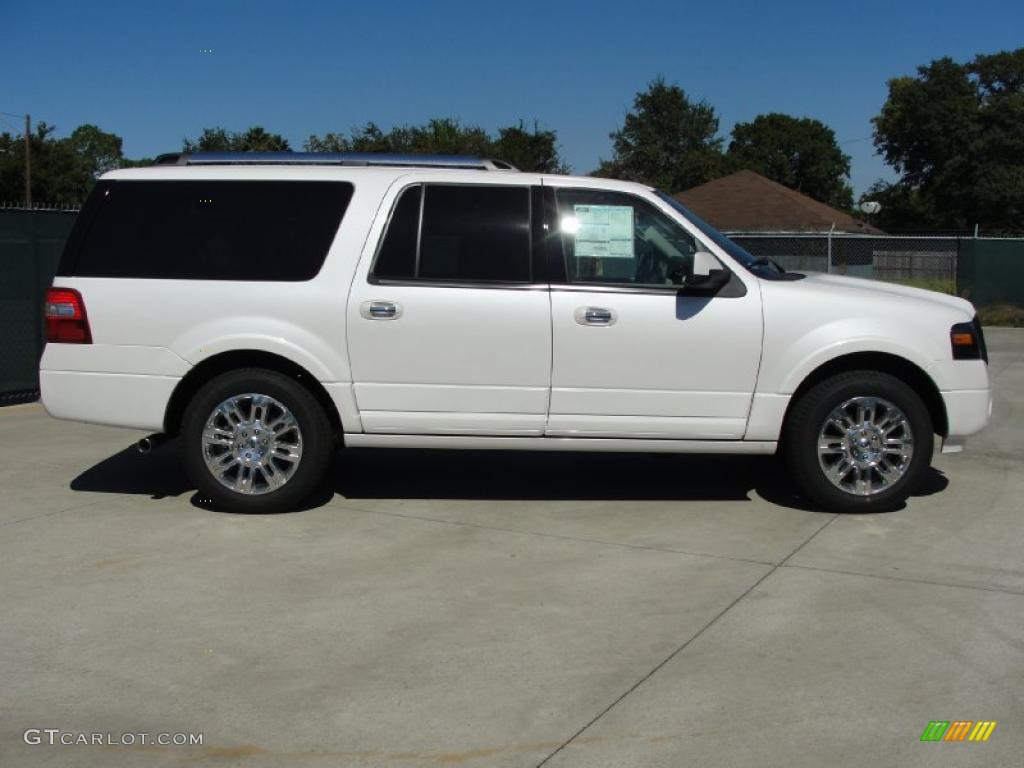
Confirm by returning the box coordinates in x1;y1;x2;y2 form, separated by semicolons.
40;152;992;513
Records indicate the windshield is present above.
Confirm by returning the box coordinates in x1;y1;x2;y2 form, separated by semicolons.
655;191;763;271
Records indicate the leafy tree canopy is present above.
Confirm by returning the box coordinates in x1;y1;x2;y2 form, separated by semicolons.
183;126;291;152
305;118;568;173
594;77;726;192
870;48;1024;231
0;122;132;204
492;122;569;174
728;113;853;209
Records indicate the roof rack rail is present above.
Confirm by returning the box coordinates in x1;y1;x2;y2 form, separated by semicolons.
152;152;519;171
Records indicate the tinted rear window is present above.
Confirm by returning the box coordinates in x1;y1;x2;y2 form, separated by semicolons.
59;180;353;280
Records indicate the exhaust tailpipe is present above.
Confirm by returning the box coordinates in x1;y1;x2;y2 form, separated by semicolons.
137;434;167;454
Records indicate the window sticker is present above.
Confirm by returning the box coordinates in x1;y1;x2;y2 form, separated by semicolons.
572;204;634;259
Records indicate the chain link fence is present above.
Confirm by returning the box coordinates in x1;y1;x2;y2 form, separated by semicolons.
728;233;960;287
728;232;1024;319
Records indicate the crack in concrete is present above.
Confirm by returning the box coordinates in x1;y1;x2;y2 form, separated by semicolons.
782;562;1024;597
532;513;840;767
0;498;108;527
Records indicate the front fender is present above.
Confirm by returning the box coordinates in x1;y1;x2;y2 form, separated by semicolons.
763;317;948;395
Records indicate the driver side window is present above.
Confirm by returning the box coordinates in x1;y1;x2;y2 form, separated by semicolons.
554;189;703;287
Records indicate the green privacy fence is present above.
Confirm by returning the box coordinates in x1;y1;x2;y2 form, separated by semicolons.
0;209;77;402
957;239;1024;309
1;211;1023;402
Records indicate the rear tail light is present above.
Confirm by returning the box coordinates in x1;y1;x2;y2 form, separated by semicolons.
45;288;92;344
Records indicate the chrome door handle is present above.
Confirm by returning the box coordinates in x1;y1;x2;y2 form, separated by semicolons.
575;306;616;326
360;300;402;320
370;303;397;318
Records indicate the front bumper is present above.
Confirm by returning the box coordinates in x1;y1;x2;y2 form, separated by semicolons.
939;388;993;453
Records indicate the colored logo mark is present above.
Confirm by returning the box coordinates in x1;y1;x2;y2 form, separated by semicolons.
920;721;997;742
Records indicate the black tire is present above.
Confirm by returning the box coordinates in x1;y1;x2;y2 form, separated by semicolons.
180;368;334;513
783;370;934;513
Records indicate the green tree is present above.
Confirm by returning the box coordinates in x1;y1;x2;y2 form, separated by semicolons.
0;131;26;201
347;123;394;153
304;131;350;152
402;118;491;155
872;48;1024;230
305;119;569;173
727;113;853;209
594;77;726;192
116;156;156;168
0;122;130;204
183;127;231;152
304;124;392;153
183;126;291;152
66;124;124;177
492;121;569;173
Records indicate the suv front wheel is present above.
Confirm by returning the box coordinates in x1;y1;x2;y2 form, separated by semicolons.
180;368;333;513
783;370;934;513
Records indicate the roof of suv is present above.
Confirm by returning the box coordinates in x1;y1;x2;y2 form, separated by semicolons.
153;151;521;171
99;160;651;196
102;158;654;196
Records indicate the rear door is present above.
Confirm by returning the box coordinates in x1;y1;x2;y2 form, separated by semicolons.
347;179;552;435
544;184;763;439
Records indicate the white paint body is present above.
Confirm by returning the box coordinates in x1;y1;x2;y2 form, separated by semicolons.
40;165;992;454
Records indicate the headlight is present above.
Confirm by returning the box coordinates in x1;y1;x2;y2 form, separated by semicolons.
950;318;987;362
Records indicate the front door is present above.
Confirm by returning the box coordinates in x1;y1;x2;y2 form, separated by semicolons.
347;181;551;435
545;185;762;439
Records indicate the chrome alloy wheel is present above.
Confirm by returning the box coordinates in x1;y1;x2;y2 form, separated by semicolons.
201;393;303;495
817;396;914;497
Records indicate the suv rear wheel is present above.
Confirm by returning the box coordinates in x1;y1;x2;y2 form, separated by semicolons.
180;368;333;513
783;370;934;513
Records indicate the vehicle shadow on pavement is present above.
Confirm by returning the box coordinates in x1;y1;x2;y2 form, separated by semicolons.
70;443;192;498
332;449;948;513
68;441;949;515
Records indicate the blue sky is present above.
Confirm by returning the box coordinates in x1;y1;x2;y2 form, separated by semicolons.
3;0;1022;196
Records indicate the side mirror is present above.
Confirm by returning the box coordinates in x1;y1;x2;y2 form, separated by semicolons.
685;251;730;290
691;250;722;276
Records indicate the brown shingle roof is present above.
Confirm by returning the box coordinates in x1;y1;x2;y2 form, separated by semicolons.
674;170;882;234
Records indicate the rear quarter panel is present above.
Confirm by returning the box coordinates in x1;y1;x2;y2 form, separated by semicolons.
42;174;394;383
